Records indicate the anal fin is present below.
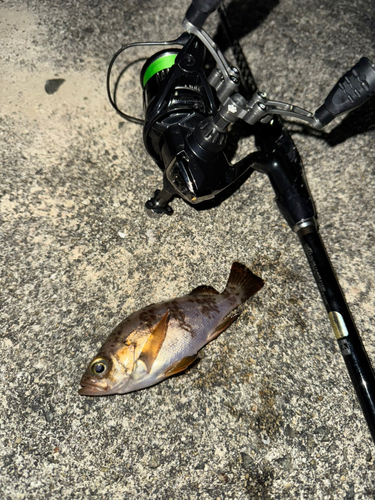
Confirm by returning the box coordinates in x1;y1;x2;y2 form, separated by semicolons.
207;313;240;341
163;355;198;377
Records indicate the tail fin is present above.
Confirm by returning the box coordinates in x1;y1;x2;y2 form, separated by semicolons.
224;262;264;304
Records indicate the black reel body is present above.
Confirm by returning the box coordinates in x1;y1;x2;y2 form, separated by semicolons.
141;35;240;214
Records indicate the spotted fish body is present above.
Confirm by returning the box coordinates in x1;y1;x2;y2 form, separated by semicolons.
79;262;264;396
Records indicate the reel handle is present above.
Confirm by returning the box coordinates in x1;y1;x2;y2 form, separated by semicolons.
315;57;375;126
185;0;223;28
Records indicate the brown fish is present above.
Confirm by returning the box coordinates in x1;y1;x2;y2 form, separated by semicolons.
79;262;264;396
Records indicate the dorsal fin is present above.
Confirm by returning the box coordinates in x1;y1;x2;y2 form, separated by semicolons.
138;311;169;373
189;285;219;296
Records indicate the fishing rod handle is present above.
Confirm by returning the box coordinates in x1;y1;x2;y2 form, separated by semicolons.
298;226;375;442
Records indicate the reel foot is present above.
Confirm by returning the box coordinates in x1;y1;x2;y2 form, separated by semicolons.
145;189;174;216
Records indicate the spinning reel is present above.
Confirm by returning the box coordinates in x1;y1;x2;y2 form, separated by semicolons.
107;0;375;217
107;0;375;443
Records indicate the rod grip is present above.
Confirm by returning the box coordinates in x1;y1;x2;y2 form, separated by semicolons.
315;57;375;126
299;228;375;442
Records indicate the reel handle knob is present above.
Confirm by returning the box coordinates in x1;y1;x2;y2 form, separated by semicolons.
315;57;375;126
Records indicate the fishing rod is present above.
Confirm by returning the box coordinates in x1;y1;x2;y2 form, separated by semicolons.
107;0;375;442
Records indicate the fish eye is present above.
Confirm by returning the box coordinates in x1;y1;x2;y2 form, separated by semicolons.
90;358;108;376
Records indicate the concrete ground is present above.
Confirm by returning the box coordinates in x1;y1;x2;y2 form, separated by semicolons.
1;0;375;498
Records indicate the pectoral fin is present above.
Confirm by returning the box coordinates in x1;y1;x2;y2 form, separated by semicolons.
163;355;198;377
138;311;169;373
207;313;240;341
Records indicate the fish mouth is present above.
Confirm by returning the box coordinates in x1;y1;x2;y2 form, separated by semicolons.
78;381;108;396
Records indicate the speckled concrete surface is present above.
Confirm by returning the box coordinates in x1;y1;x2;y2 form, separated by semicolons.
1;0;375;498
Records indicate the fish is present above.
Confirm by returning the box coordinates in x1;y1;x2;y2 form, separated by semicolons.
79;262;264;396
